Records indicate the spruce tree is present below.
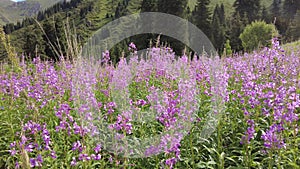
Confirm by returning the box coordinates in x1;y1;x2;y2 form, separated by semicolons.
229;12;244;52
54;14;67;57
137;0;157;50
285;10;300;42
261;5;271;23
282;0;299;38
211;4;226;54
23;25;45;58
141;0;156;12
43;17;59;61
156;0;189;55
270;0;281;20
233;0;261;23
270;0;286;35
219;3;225;26
192;0;211;38
157;0;187;18
283;0;299;21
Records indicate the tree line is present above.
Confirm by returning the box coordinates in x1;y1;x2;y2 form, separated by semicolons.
1;0;299;62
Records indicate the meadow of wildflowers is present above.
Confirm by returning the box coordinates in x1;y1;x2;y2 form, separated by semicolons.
0;39;299;169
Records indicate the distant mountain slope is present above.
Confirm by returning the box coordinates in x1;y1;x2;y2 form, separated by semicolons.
0;0;61;25
0;0;278;25
2;0;298;62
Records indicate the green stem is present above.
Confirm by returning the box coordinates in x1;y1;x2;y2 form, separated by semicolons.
189;131;195;169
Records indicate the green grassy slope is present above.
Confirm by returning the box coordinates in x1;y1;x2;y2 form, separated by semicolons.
6;0;295;59
8;0;124;52
282;39;300;54
1;0;278;25
0;0;61;25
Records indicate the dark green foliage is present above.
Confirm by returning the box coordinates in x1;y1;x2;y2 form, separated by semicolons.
140;0;156;12
0;0;299;61
270;0;281;20
229;13;245;52
135;0;157;50
225;39;232;56
192;0;211;38
23;24;45;58
156;0;189;55
233;0;261;24
269;0;290;39
157;0;188;18
285;10;300;42
282;0;300;42
283;0;299;21
5;0;83;33
42;17;59;61
240;21;278;52
3;23;14;34
261;5;271;23
211;4;226;54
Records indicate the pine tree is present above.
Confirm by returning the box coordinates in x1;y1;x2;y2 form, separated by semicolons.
261;5;271;23
283;0;299;21
141;0;156;12
156;0;189;55
233;0;261;23
43;17;59;61
211;4;226;54
229;12;244;52
270;0;287;36
54;14;68;57
285;10;300;42
271;0;281;20
136;0;157;49
3;23;15;34
281;0;300;39
157;0;187;18
193;0;211;38
219;3;225;26
23;25;45;58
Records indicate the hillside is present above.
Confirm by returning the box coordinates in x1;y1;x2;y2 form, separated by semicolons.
188;0;275;14
1;0;299;62
0;0;61;25
1;0;278;26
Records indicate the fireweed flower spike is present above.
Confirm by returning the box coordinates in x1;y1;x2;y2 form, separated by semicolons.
1;8;299;169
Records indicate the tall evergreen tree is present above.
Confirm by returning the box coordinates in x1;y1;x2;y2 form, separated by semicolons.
54;14;68;57
229;12;244;52
233;0;261;23
136;0;157;49
141;0;156;12
157;0;187;18
271;0;281;20
192;0;211;38
261;5;271;23
23;25;45;58
281;0;300;40
283;0;299;21
285;10;300;42
156;0;189;55
219;3;225;25
211;4;226;54
270;0;287;36
43;17;59;60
